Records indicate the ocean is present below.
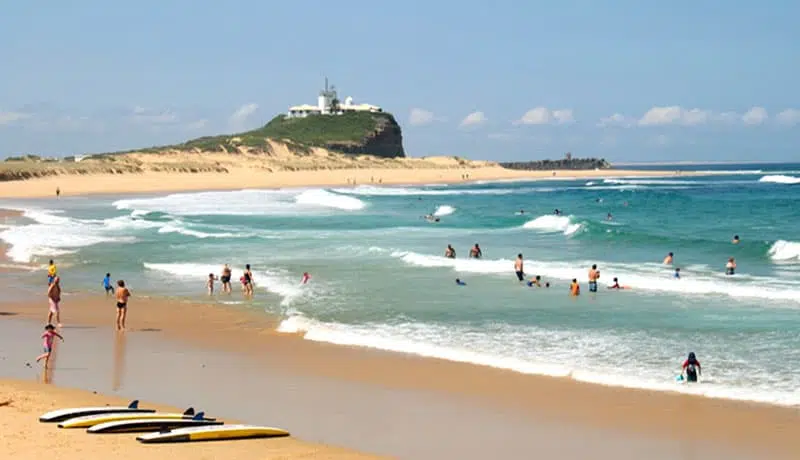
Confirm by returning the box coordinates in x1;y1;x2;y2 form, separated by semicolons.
2;163;800;406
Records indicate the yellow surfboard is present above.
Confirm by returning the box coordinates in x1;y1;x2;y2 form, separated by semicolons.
58;408;209;429
137;424;289;443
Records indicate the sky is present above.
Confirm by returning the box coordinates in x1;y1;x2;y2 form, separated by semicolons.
1;1;798;162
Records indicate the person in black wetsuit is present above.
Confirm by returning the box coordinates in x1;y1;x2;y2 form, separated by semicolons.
682;352;702;382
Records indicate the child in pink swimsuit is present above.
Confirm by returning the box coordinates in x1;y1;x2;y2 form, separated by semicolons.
36;324;64;367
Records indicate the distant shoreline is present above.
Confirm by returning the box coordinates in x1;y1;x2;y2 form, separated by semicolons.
0;166;702;199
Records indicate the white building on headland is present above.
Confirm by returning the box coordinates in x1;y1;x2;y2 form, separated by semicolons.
287;78;382;118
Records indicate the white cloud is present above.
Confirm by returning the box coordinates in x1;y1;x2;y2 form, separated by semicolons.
408;108;436;126
514;107;574;125
776;108;800;126
459;111;487;128
228;103;259;130
0;111;32;125
638;106;712;126
741;106;768;125
131;106;179;125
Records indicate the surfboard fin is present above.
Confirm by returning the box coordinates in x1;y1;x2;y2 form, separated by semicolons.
182;407;195;416
193;412;205;420
128;400;140;409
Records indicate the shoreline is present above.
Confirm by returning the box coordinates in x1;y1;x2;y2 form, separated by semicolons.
0;167;700;198
1;294;798;458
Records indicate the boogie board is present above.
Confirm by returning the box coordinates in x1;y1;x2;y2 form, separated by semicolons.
136;424;290;443
88;412;222;433
39;400;154;423
59;407;207;428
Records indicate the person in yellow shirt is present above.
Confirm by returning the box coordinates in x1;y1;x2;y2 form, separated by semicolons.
47;260;57;285
570;279;580;296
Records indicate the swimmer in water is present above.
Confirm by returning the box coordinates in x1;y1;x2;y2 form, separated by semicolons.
663;252;674;265
514;253;525;282
726;257;736;275
570;279;580;296
301;272;311;284
527;275;542;287
732;235;740;244
469;244;482;259
554;209;562;216
518;209;525;215
444;244;456;258
455;278;466;286
608;277;629;289
606;212;613;221
674;267;681;279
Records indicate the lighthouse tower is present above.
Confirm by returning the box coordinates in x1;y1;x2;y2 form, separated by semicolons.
317;77;338;114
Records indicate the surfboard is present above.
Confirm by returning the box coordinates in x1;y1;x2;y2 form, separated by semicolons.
87;413;223;434
136;424;290;443
39;400;155;423
58;407;207;429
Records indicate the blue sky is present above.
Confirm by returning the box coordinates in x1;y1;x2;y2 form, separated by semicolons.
1;1;798;162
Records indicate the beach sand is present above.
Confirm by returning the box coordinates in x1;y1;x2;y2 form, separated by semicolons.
0;294;797;459
0;166;686;198
0;379;380;460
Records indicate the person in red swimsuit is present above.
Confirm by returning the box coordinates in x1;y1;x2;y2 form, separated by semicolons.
682;352;701;382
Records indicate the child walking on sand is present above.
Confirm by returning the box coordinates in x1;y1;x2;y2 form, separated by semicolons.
36;324;64;367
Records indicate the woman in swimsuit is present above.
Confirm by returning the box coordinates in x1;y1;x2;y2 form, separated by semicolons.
115;280;131;331
243;264;254;296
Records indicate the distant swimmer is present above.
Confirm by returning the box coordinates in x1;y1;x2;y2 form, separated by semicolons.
514;254;525;282
606;212;613;221
545;282;550;288
519;209;525;214
423;214;440;223
725;257;736;276
663;252;674;265
732;235;740;244
608;277;630;289
674;267;681;279
588;264;600;292
527;275;542;287
469;244;482;259
554;209;562;216
444;244;456;258
455;278;466;286
570;279;580;296
301;272;311;284
681;352;702;383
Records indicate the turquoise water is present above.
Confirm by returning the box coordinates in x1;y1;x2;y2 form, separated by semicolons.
2;164;800;406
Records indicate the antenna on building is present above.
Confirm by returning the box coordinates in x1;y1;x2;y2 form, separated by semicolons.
324;76;328;92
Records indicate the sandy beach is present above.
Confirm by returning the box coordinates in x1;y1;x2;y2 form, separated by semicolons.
0;165;690;198
0;379;380;460
0;294;797;459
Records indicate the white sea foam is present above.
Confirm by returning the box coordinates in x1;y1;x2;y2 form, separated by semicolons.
769;240;800;262
433;205;456;217
758;175;800;185
390;251;800;303
521;215;582;235
277;315;800;407
143;262;313;306
0;209;136;262
602;178;697;185
113;189;366;216
332;185;518;196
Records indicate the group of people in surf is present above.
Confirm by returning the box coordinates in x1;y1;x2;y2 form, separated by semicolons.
206;264;311;297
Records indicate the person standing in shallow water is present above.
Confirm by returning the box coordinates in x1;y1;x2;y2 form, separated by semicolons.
242;264;254;296
220;264;232;294
115;280;131;331
47;275;62;327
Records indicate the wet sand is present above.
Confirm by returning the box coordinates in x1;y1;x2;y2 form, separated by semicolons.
0;295;797;459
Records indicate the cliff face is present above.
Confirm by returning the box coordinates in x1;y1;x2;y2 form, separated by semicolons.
500;158;611;171
257;112;405;158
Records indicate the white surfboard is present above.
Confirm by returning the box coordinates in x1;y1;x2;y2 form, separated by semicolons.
88;413;222;433
136;424;289;443
39;400;155;423
59;407;201;428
